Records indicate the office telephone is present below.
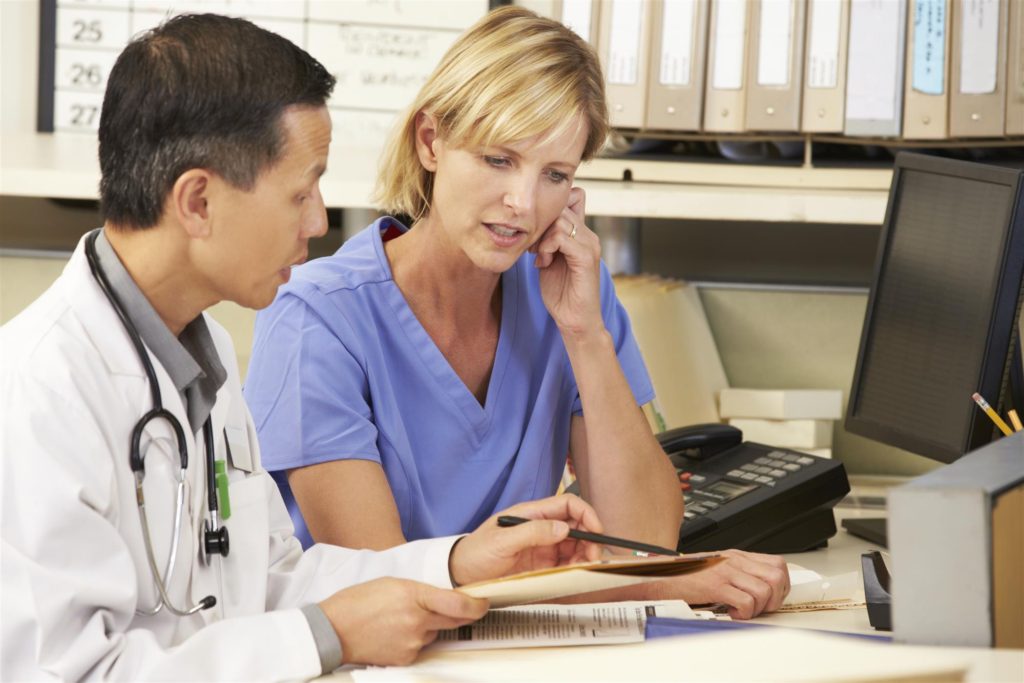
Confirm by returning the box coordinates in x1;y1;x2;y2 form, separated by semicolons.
663;424;850;554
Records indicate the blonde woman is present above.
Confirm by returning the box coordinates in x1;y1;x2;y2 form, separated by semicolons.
245;6;788;618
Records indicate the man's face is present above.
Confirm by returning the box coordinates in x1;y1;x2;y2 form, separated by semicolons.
197;105;331;310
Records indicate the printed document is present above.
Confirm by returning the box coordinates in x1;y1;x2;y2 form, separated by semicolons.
431;600;701;651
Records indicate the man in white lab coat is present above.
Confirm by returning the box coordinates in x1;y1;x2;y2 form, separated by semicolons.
0;14;602;681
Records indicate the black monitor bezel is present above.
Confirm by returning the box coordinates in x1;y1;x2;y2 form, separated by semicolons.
845;152;1024;464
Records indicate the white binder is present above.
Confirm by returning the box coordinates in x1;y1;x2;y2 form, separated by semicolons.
599;0;654;128
802;0;850;133
704;0;750;133
645;0;711;131
844;0;907;137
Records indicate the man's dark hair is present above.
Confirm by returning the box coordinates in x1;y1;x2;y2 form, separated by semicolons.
99;14;336;229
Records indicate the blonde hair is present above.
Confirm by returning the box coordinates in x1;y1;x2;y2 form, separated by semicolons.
374;5;608;222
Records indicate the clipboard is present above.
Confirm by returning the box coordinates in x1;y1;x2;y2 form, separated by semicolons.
458;552;722;608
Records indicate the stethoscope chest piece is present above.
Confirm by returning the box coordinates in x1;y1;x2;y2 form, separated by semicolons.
205;522;230;558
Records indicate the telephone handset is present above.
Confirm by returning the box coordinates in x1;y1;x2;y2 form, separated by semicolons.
659;423;742;460
661;424;850;554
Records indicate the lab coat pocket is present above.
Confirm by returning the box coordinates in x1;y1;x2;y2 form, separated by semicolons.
224;424;254;473
218;474;269;617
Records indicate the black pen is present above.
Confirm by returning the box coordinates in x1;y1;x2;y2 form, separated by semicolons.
497;515;681;557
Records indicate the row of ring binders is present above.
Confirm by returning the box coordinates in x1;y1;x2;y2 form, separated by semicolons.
550;0;1024;139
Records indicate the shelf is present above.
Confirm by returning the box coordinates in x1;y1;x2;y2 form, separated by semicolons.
1;133;890;224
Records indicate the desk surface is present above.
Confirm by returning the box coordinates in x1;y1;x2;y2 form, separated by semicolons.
325;504;1023;682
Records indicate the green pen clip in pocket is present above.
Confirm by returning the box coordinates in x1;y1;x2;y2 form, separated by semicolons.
215;460;232;520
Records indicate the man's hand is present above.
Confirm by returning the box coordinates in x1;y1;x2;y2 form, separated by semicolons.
319;578;488;666
656;548;790;619
448;494;604;587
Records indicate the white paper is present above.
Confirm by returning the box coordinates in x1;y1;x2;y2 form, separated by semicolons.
807;0;842;89
712;0;748;90
846;0;904;120
560;0;594;42
56;6;132;49
431;600;695;651
307;22;459;110
307;0;486;30
757;0;793;86
959;0;1000;94
659;0;697;86
784;564;864;605
53;89;104;132
607;0;644;85
55;47;119;92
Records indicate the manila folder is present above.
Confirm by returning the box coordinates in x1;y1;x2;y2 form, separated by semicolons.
458;553;721;608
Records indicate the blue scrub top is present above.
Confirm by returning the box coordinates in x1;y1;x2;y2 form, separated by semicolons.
244;218;654;547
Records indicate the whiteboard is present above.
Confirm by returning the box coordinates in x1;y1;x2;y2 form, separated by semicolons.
39;0;489;149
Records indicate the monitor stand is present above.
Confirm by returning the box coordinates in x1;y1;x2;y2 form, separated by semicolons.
841;517;888;548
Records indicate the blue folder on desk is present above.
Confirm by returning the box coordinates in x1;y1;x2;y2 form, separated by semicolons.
645;617;890;643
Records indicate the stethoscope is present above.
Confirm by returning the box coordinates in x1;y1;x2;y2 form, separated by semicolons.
85;231;228;616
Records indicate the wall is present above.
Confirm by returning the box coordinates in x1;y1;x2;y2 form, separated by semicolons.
698;286;940;477
1;0;39;133
0;252;258;378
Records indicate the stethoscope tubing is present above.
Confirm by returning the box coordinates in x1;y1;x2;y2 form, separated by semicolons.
84;231;221;616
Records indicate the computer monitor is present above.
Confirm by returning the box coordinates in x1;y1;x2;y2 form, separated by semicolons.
846;152;1024;468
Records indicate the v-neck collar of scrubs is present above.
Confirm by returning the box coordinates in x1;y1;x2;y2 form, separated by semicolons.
372;218;518;442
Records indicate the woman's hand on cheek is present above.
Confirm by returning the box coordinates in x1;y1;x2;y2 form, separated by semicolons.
534;187;604;338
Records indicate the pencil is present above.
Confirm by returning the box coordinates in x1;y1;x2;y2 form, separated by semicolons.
497;515;680;557
971;393;1014;437
1008;409;1023;433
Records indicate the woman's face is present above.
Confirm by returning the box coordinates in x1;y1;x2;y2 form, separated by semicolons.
420;114;588;274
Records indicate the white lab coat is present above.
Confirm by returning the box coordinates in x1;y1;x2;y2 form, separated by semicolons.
0;237;458;681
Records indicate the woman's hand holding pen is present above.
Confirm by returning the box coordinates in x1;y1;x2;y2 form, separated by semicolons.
447;494;605;587
532;187;605;340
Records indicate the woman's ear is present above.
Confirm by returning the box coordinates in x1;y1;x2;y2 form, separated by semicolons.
414;111;440;172
169;169;214;239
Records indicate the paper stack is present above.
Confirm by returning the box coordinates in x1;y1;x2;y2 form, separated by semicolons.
613;275;728;431
719;389;843;457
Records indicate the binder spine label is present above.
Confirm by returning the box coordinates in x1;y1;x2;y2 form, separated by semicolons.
912;0;948;95
712;0;748;90
807;0;842;89
608;0;644;85
659;0;697;86
959;0;1000;94
757;0;794;87
560;0;595;43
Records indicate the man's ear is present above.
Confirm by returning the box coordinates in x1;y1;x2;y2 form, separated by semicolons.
169;169;214;238
414;111;441;172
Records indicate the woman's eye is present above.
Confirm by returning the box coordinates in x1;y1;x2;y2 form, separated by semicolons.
547;170;569;183
484;155;510;168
